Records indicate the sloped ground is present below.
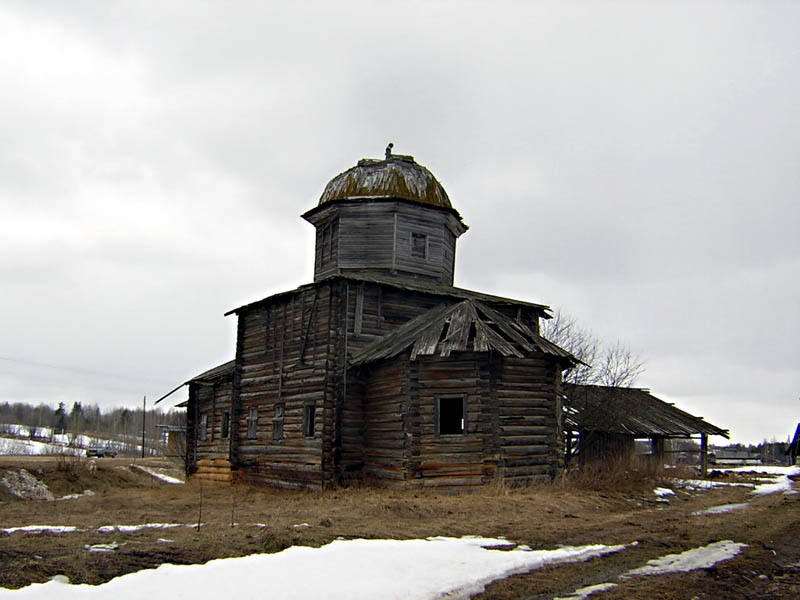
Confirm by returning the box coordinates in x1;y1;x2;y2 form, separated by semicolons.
0;456;797;598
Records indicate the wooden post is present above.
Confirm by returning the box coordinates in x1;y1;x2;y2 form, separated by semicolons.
700;433;708;477
141;396;146;458
651;435;665;464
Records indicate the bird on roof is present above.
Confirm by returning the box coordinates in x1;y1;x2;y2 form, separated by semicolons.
385;143;393;159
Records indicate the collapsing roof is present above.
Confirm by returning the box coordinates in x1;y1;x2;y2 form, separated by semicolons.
350;299;575;366
563;384;729;439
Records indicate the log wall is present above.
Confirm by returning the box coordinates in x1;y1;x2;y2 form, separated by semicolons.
495;356;561;482
232;283;336;490
410;354;489;487
362;357;409;484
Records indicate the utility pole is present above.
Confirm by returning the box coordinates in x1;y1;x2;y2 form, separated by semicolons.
141;396;146;458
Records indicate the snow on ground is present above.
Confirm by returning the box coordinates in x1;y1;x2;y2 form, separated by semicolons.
96;523;183;533
130;465;183;484
719;466;799;475
692;503;750;516
556;540;746;598
554;582;619;600
624;540;746;577
3;523;190;536
58;490;95;501
0;437;84;457
85;543;120;553
672;478;754;491
0;537;626;599
653;487;675;497
1;526;79;535
713;466;799;496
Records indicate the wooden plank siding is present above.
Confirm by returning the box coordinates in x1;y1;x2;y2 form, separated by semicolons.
308;202;461;286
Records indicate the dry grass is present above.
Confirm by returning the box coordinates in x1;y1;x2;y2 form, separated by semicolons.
4;456;796;597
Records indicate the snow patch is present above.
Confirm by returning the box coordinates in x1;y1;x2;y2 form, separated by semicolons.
96;523;182;533
2;525;80;535
0;537;625;599
85;543;119;553
58;490;95;501
131;465;183;485
624;540;746;577
653;487;675;497
554;582;619;600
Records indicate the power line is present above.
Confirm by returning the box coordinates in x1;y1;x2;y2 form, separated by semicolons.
0;356;174;386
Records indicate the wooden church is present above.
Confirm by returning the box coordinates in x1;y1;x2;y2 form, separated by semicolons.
179;148;575;489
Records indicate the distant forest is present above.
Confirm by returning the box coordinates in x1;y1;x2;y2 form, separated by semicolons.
0;401;185;442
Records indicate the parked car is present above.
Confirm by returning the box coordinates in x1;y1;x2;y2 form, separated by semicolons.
86;445;117;458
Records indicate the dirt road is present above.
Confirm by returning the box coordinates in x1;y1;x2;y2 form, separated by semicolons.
0;457;798;598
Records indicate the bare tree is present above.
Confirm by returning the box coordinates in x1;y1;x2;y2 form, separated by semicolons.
542;309;645;387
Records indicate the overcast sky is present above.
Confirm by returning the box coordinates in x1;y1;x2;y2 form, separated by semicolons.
1;1;798;445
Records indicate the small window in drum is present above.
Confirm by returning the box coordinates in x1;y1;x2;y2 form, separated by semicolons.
411;232;427;259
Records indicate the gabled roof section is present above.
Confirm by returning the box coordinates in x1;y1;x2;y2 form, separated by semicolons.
563;384;729;438
350;299;575;367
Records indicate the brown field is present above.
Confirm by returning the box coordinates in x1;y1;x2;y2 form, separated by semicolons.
0;455;798;599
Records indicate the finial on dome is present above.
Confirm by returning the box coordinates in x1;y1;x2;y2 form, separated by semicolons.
385;142;393;159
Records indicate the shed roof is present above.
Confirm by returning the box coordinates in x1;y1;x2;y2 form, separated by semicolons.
189;360;235;383
563;384;729;438
154;360;235;405
351;298;575;366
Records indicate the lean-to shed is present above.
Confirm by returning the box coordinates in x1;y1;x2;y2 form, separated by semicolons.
563;384;729;473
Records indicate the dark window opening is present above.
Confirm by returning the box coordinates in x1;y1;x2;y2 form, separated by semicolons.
321;219;337;264
273;403;285;441
199;413;208;441
411;232;427;259
221;411;230;439
247;406;258;439
438;396;465;435
303;404;316;438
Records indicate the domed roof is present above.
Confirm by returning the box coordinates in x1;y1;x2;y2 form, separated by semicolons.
318;152;453;210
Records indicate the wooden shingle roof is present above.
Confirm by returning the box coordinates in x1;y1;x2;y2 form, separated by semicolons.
350;298;575;366
225;274;552;317
563;384;729;438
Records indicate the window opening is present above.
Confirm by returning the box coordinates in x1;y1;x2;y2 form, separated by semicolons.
221;411;230;439
273;403;285;441
247;406;258;439
438;396;465;435
411;232;427;259
303;404;316;438
199;413;208;441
